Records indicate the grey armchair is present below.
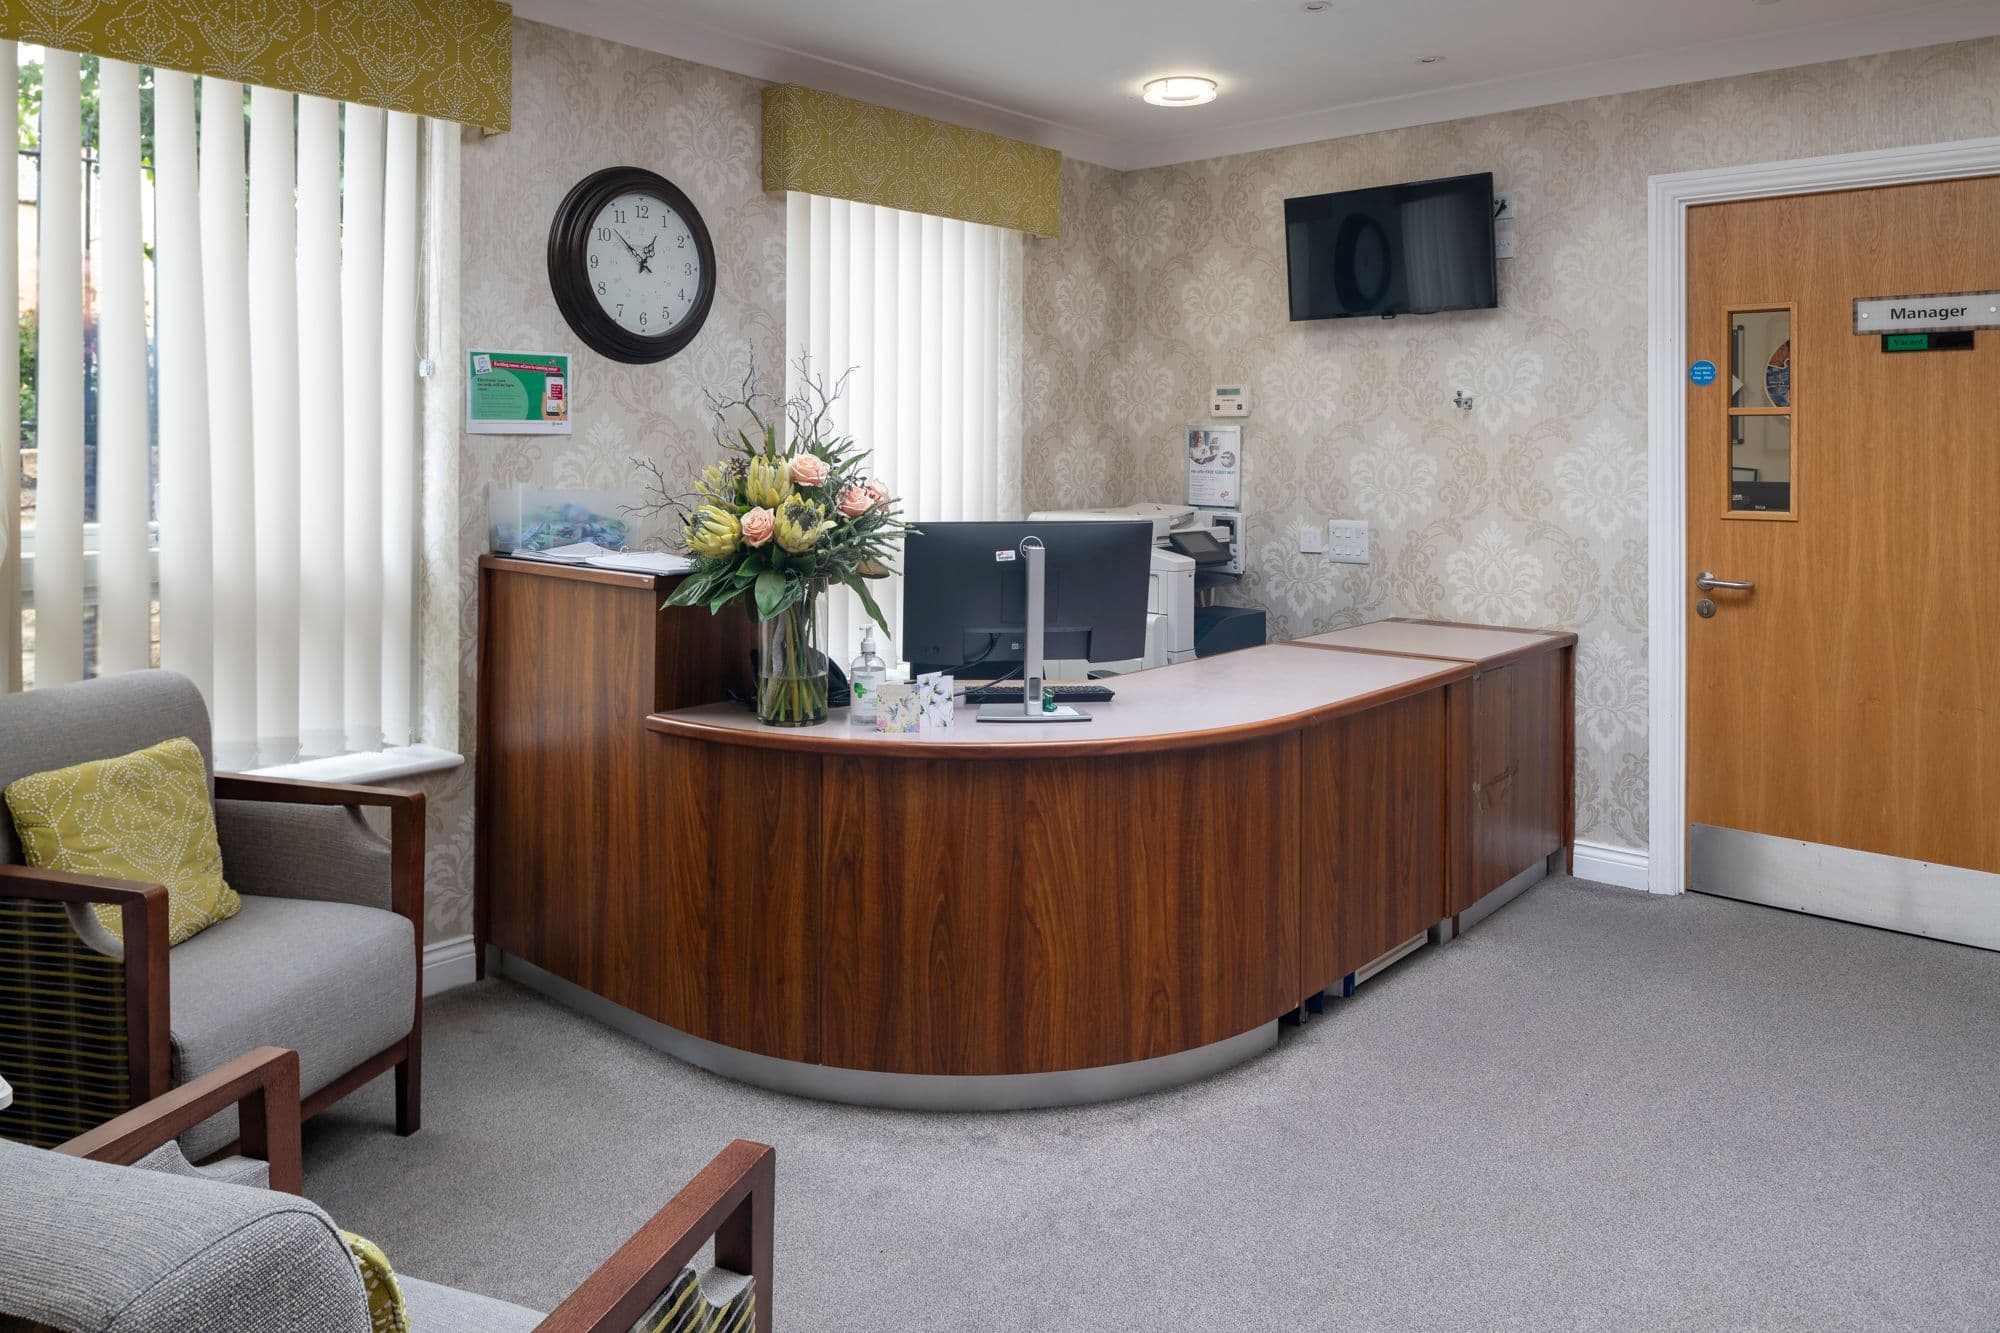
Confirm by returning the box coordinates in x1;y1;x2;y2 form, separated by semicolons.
0;1047;776;1333
0;670;422;1160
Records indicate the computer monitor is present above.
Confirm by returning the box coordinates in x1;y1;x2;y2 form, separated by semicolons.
902;521;1154;677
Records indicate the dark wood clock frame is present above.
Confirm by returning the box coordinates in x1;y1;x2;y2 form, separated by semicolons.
546;165;718;364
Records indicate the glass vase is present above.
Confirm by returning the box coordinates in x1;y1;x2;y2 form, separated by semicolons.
757;589;830;727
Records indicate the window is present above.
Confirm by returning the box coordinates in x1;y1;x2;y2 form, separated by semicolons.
784;192;1024;662
7;46;435;769
1726;305;1794;517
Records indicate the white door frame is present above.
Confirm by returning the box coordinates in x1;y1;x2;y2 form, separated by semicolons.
1645;135;2000;897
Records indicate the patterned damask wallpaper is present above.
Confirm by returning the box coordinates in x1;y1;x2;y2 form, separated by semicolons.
1021;37;2000;856
429;26;1998;939
425;20;784;941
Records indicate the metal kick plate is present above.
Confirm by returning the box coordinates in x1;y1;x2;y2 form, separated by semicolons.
1690;824;2000;951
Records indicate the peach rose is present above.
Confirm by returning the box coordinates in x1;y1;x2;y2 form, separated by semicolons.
789;454;830;488
836;485;871;518
863;477;892;507
739;506;776;547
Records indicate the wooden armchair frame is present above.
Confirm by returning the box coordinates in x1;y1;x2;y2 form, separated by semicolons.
0;775;424;1149
58;1045;304;1193
539;1138;776;1333
62;1049;776;1333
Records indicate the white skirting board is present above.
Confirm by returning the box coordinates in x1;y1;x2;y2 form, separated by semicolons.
1572;840;1654;893
422;935;479;997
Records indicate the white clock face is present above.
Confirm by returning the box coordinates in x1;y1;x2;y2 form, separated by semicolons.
583;190;704;338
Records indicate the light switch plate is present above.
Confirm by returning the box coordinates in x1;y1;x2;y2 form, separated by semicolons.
1298;524;1325;555
1327;519;1369;565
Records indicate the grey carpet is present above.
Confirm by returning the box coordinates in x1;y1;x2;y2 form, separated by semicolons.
304;877;2000;1330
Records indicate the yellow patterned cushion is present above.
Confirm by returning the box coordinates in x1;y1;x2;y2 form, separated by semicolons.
343;1231;410;1333
4;736;239;946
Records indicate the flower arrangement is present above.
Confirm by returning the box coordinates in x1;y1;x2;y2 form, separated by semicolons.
634;360;911;725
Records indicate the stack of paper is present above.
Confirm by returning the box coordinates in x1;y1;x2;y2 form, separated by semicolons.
512;542;694;575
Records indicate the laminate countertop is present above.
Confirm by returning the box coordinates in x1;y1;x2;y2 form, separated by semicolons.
647;643;1471;758
1292;619;1575;668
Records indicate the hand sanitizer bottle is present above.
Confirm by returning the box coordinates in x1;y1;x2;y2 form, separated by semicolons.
848;628;888;724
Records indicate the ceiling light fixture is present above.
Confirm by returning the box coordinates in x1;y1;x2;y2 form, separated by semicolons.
1142;76;1219;107
1302;1;1331;11
1417;55;1445;64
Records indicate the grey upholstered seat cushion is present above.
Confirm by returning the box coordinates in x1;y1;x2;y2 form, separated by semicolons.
171;894;415;1159
400;1275;546;1331
0;670;213;863
0;1136;370;1333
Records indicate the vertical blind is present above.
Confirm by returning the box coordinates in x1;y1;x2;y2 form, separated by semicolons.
784;191;1024;664
20;50;425;770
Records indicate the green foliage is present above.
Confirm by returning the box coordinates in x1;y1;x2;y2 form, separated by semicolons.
16;309;34;436
651;360;915;630
18;53;159;164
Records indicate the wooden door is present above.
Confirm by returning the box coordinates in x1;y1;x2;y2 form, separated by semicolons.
1686;176;2000;879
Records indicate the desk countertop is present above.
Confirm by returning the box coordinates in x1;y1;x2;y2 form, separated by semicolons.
1293;618;1575;667
648;643;1470;757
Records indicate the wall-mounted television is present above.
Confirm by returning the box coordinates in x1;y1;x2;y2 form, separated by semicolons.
1284;171;1497;321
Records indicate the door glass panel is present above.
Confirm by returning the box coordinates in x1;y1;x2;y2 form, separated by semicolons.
1731;310;1792;408
1725;305;1794;515
1730;415;1790;511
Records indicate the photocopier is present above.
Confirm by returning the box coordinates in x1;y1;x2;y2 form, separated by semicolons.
1026;502;1245;672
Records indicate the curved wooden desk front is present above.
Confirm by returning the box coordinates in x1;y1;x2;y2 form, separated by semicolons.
629;644;1471;1105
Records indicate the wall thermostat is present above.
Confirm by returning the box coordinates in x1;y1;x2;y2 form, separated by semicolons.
1210;384;1250;418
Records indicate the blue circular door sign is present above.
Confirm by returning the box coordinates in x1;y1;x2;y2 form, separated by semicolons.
1689;359;1718;385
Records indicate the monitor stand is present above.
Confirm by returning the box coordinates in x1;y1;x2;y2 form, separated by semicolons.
977;536;1090;724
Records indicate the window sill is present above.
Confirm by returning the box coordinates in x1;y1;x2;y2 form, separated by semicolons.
243;744;465;785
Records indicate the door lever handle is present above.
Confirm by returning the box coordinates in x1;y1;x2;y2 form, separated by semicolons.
1694;570;1755;592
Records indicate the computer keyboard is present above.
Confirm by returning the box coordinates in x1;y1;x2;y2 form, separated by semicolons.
962;682;1117;705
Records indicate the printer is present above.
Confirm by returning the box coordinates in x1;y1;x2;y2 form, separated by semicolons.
1026;503;1244;672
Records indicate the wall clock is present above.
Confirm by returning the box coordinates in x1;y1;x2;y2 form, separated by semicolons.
547;166;717;364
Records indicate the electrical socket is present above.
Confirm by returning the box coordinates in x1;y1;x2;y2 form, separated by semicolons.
1298;524;1326;555
1327;519;1370;565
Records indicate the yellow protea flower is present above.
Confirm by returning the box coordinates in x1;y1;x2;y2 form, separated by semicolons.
775;497;834;554
695;460;739;504
686;504;742;558
745;457;793;508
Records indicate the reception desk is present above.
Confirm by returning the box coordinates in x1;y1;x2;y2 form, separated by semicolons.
1293;618;1577;930
476;559;1572;1108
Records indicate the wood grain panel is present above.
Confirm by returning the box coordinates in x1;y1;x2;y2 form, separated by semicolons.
1292;621;1574;912
817;737;1301;1075
1686;177;2000;873
1463;653;1567;911
649;735;819;1063
476;557;756;1010
480;566;658;987
1300;690;1448;992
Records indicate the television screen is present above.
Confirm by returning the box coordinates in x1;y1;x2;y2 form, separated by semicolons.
1284;172;1497;320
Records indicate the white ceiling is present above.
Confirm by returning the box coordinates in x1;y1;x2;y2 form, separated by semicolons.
514;0;2000;170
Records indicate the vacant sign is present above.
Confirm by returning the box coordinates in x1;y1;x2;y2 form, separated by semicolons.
1853;291;2000;335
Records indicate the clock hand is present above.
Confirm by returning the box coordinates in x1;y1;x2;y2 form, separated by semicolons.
614;230;642;262
636;236;657;274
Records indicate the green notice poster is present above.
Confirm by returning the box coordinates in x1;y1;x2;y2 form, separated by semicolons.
466;350;572;435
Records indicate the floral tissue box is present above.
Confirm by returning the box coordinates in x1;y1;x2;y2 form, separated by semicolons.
918;673;955;730
875;675;955;733
875;682;922;734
